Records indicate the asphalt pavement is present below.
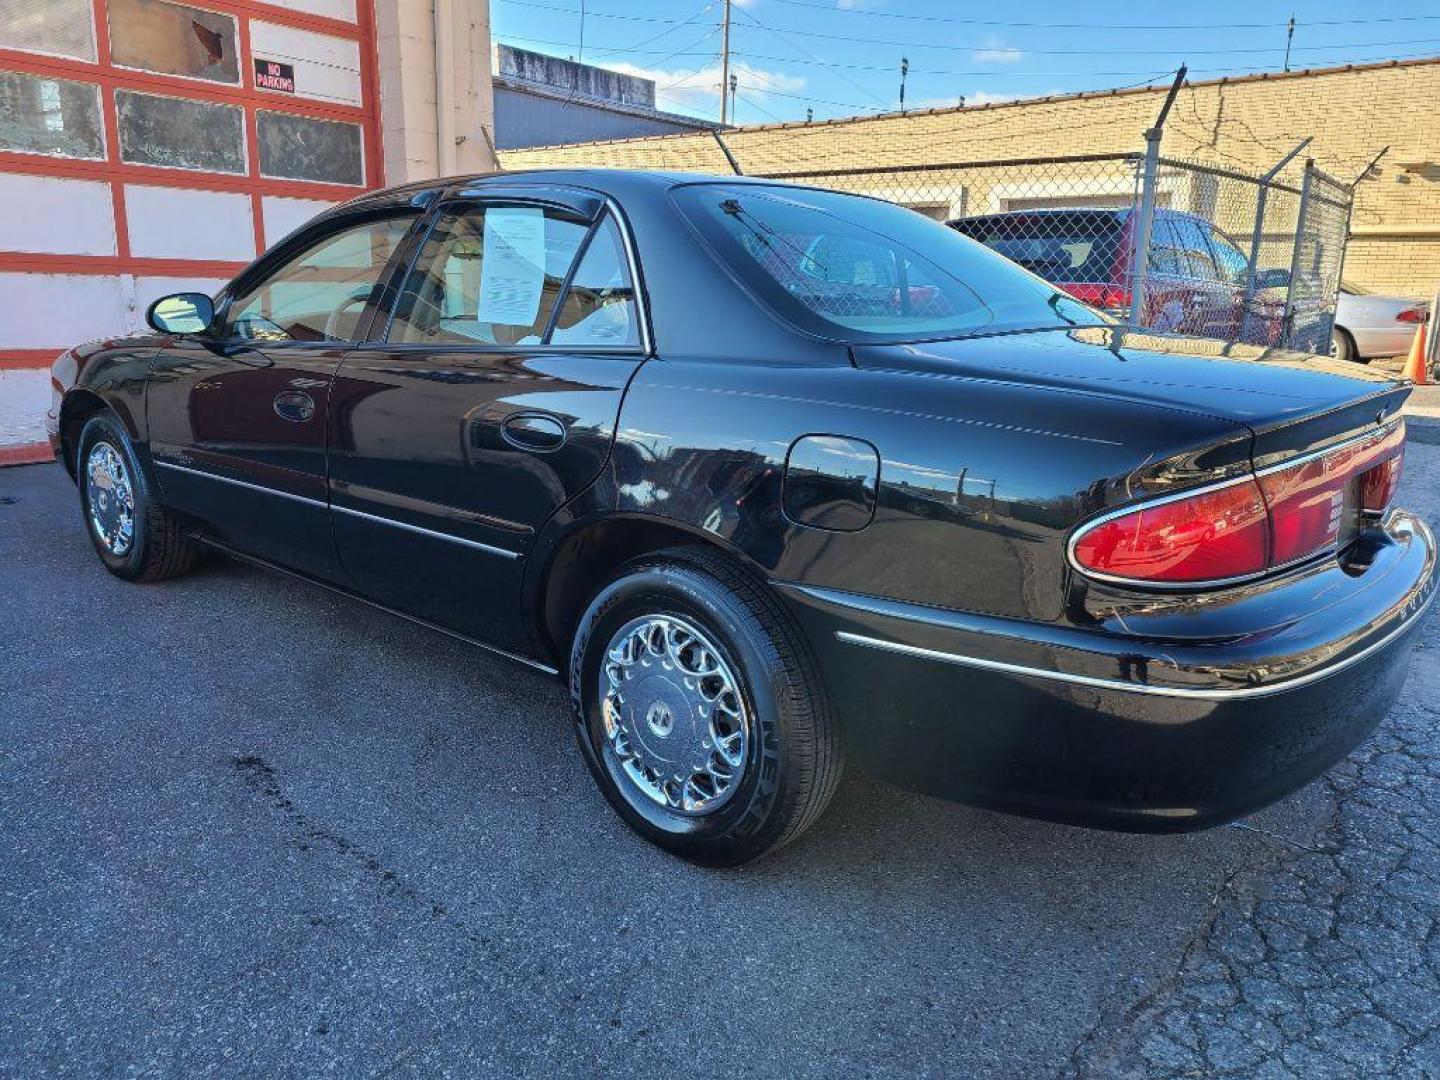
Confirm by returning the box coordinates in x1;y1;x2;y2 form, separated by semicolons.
2;445;1438;1079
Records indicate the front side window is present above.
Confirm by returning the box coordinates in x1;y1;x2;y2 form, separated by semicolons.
388;205;591;346
223;214;415;343
675;184;1100;343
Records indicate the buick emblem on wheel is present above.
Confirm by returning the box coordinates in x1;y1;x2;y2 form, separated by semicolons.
49;167;1436;865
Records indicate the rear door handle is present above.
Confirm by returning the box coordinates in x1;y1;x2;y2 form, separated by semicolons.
500;412;567;452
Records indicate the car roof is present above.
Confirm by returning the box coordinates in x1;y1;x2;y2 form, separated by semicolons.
336;168;800;212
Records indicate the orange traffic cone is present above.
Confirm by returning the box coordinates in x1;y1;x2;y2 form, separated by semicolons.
1402;321;1430;385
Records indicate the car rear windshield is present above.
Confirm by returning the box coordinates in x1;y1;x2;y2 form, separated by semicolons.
673;183;1105;344
951;212;1124;284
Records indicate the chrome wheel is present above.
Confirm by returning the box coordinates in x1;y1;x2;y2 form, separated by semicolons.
600;614;750;816
86;441;135;556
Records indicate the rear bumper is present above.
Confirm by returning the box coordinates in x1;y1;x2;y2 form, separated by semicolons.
777;511;1437;832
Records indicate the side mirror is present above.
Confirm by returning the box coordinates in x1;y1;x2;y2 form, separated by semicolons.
147;292;214;335
1254;268;1291;290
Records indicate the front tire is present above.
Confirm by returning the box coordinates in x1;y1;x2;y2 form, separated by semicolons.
569;548;841;866
77;413;199;582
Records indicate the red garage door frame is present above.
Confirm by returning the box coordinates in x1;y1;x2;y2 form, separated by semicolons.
0;0;384;373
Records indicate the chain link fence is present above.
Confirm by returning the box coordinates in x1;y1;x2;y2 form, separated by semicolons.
747;149;1353;353
514;106;1362;354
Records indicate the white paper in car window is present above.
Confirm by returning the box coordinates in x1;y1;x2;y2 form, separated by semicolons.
478;207;546;326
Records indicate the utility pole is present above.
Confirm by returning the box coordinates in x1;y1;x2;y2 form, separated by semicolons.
719;0;732;124
1283;15;1295;72
728;73;737;124
899;56;909;114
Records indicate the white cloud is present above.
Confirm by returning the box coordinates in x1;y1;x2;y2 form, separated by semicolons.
972;38;1023;64
607;60;806;119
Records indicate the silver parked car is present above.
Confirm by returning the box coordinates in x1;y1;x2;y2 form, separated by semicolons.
1333;282;1430;364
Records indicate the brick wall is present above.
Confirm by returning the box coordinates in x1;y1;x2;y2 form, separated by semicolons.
499;58;1440;300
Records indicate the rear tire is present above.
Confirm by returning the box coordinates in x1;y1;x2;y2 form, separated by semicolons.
569;547;842;866
1331;328;1366;364
77;413;199;582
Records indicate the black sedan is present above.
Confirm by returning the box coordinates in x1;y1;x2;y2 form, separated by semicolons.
48;170;1436;865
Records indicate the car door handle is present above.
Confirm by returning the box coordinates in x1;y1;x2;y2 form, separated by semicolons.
273;390;316;423
500;412;567;452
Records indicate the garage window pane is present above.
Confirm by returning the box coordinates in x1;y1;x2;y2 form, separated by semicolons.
257;111;362;186
0;0;97;61
0;71;104;159
109;0;239;84
117;90;244;173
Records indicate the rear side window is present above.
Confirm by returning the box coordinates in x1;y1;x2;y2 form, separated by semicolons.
954;213;1123;285
1155;217;1219;281
549;215;640;347
676;184;1100;343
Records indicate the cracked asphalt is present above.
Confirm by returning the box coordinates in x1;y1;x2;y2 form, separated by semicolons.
2;439;1437;1079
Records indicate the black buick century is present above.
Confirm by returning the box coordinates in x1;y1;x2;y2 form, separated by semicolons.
49;170;1436;865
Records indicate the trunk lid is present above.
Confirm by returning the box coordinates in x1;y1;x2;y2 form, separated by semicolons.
852;326;1410;438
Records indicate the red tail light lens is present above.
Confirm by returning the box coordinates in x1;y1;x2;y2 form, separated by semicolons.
1396;306;1429;324
1071;423;1405;586
1071;479;1269;583
1062;283;1131;313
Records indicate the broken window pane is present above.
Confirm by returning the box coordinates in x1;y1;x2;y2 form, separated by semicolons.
108;0;239;84
117;90;244;173
0;71;104;158
257;111;362;186
0;0;97;61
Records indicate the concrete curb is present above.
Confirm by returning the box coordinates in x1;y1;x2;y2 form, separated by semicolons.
1406;415;1440;447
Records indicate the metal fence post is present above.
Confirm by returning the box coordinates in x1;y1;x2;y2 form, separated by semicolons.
1127;67;1186;328
1128;140;1160;327
1242;138;1311;333
1280;159;1315;343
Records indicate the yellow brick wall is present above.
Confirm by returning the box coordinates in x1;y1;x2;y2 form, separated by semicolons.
500;59;1440;300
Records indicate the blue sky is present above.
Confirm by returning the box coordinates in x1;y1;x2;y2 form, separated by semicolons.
491;0;1440;124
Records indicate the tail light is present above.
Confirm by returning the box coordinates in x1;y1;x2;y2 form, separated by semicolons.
1397;306;1429;324
1070;422;1405;586
1062;283;1131;314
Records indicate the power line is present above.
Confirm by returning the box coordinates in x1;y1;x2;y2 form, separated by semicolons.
731;5;891;109
495;32;717;57
502;0;1440;33
734;89;784;123
643;27;721;72
586;1;716;58
726;19;1440;57
740;47;1440;79
762;0;1440;32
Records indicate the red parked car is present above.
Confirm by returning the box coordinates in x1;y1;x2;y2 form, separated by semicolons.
950;208;1287;344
